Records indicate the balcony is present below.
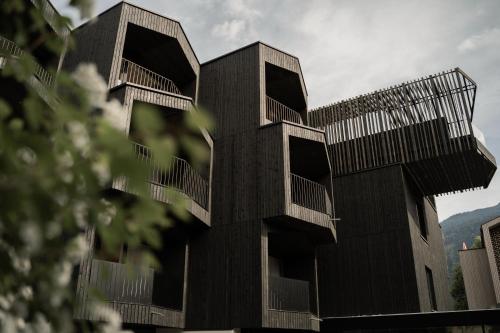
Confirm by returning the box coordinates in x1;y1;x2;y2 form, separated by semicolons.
291;173;332;215
80;258;184;327
88;259;154;304
266;96;303;125
0;36;54;88
133;142;209;209
269;275;310;312
118;58;182;96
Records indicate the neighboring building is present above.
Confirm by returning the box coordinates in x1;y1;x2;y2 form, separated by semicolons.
459;217;500;309
1;1;498;333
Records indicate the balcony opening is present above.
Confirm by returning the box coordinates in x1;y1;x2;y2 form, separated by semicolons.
151;227;188;311
121;23;196;99
129;101;210;208
268;230;317;314
265;62;306;124
289;136;332;215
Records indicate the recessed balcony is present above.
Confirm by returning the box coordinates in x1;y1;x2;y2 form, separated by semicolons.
119;22;197;99
266;96;302;125
132;142;209;209
118;58;182;96
269;275;310;312
290;173;332;215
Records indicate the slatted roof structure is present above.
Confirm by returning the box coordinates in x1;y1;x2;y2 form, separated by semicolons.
308;68;496;196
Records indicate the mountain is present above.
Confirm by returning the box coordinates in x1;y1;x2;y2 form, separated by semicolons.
440;202;500;278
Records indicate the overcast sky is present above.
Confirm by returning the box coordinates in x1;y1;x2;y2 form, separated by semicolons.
54;0;500;221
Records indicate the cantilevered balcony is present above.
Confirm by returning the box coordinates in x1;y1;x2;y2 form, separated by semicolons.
291;173;332;215
309;68;497;195
132;142;209;209
266;96;303;124
269;275;310;312
119;58;182;96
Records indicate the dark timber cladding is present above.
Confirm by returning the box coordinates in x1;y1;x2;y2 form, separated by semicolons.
187;42;333;331
308;69;496;195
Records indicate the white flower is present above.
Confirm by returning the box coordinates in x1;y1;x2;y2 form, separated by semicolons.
66;234;89;263
12;256;31;275
20;222;42;254
67;121;90;158
53;261;72;287
72;64;107;108
32;313;52;333
92;155;111;186
73;201;88;228
98;199;116;226
19;286;33;301
16;147;37;165
102;99;124;130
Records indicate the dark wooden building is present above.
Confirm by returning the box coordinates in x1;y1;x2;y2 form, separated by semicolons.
3;1;498;333
62;3;213;330
309;70;496;317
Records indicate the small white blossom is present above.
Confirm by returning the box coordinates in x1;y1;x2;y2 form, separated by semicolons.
20;223;42;254
66;234;89;263
19;286;33;301
16;147;37;165
103;99;125;130
92;155;111;186
98;199;116;226
73;201;88;228
72;64;107;107
53;261;72;287
67;121;90;158
12;256;31;275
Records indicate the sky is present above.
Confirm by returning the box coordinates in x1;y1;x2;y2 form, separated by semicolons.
53;0;500;221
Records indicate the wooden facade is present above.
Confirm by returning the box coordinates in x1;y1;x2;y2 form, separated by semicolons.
64;3;213;330
311;68;496;320
7;1;499;332
186;42;334;332
309;69;496;196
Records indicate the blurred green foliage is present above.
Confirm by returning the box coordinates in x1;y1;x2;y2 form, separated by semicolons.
0;0;212;332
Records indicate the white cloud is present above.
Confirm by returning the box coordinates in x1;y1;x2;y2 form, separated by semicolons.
458;27;500;53
211;19;247;41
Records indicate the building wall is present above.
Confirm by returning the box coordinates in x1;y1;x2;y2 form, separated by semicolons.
186;44;264;329
403;173;452;311
459;248;496;309
62;4;122;82
481;218;500;305
318;165;420;317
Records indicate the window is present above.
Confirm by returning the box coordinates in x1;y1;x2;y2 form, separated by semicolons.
425;267;437;311
416;199;428;239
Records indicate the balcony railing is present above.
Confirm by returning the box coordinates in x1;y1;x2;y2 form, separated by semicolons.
30;0;70;37
266;96;302;124
88;259;154;304
269;275;310;312
291;173;332;215
133;142;209;209
119;58;182;96
0;35;54;88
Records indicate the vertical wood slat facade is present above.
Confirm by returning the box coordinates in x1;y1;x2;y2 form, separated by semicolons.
308;68;496;195
187;42;332;332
